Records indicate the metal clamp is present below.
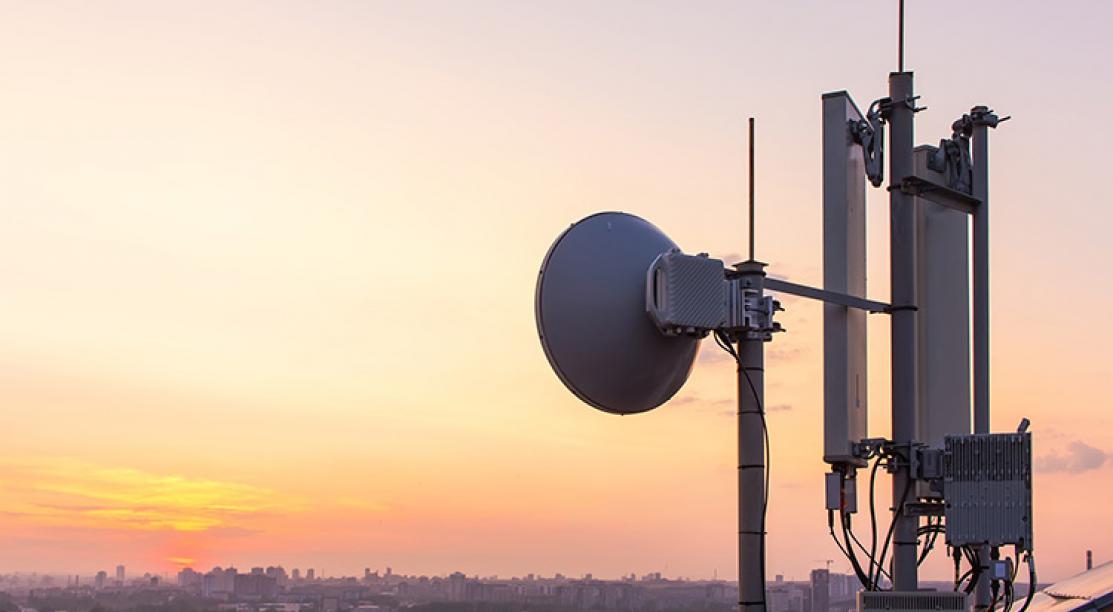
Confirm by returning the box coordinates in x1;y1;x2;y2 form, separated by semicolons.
849;97;888;187
740;289;783;341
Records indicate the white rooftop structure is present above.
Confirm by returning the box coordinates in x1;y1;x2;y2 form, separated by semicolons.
1028;561;1113;612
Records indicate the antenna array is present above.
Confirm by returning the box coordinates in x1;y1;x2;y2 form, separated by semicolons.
532;8;1027;612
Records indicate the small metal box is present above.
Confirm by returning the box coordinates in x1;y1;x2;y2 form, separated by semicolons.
645;251;727;335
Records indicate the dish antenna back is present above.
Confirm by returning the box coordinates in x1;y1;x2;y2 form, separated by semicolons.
534;212;699;414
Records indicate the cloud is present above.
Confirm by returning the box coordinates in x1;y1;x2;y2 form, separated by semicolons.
697;340;806;365
698;344;734;365
0;457;290;533
1035;441;1108;474
716;403;791;418
670;394;731;408
767;346;806;362
714;252;743;266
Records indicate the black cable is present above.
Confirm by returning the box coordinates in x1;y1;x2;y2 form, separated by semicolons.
718;331;770;525
1016;554;1036;612
953;547;961;591
867;456;882;586
848;521;892;584
830;510;871;588
918;516;942;566
714;330;739;360
844;515;873;588
740;353;770;604
964;547;983;595
872;471;911;590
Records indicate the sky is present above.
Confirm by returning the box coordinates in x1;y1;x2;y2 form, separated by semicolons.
0;0;1110;584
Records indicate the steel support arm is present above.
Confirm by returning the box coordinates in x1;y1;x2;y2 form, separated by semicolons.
763;277;893;314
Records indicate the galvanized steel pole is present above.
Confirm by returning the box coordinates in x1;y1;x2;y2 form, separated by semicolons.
888;71;919;591
971;108;992;611
737;262;766;612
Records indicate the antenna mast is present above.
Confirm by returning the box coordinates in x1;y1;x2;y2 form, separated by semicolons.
898;0;905;72
749;117;756;261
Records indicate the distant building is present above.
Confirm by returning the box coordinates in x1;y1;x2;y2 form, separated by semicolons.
265;566;288;587
116;565;125;585
203;567;238;598
810;570;830;612
95;571;107;590
306;569;315;581
448;572;467;601
178;568;202;589
234;573;277;600
291;569;301;581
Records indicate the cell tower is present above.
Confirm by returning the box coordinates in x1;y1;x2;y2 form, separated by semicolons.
533;5;1034;612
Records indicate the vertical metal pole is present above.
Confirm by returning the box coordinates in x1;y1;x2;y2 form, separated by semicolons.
971;108;992;612
888;71;919;591
971;112;990;437
749;117;756;262
737;263;766;612
898;0;905;73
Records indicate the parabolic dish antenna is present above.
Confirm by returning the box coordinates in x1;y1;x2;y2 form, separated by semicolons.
535;212;700;414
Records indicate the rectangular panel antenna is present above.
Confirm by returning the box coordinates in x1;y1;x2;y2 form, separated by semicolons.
914;146;972;455
822;91;868;467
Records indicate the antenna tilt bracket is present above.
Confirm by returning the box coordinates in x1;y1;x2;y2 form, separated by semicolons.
848;97;888;188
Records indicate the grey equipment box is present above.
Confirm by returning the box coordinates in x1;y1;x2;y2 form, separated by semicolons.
858;591;968;612
943;432;1033;551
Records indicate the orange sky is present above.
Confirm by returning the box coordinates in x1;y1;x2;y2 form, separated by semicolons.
0;1;1109;583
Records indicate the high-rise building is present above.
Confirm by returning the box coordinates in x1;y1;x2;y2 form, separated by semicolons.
810;569;830;612
234;574;278;599
292;569;301;581
178;568;202;589
202;567;238;598
116;565;125;585
95;571;107;590
306;568;315;581
448;572;467;601
265;566;288;587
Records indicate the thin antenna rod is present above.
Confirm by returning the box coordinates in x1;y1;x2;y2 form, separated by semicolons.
748;117;755;261
898;0;905;72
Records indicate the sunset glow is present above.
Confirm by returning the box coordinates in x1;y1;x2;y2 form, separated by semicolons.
0;0;1110;584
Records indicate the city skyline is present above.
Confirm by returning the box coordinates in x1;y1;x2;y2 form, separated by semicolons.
0;0;1110;585
1;561;927;612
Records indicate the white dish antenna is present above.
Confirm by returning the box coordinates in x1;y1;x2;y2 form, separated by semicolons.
534;211;699;414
